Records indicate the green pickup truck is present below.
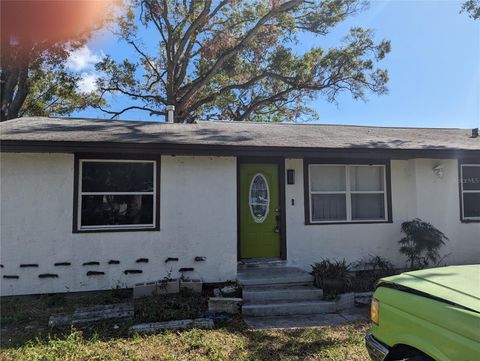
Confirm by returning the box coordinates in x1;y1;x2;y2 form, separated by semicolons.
366;265;480;361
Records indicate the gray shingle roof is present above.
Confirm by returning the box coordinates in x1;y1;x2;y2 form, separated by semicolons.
0;117;478;151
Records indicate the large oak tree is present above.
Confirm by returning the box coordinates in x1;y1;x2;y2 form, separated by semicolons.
0;1;112;121
98;0;391;122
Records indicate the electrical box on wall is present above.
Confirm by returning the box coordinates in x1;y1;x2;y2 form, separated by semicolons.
287;169;295;184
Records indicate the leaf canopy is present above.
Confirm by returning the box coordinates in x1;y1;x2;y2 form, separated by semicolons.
98;0;391;122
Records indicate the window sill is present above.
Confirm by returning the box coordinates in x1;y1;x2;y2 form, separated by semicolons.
460;219;480;223
73;227;160;233
304;220;392;226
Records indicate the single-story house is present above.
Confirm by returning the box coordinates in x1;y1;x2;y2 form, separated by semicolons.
0;117;479;296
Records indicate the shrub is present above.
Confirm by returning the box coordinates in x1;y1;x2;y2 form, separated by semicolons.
399;218;449;270
351;255;396;292
311;259;352;298
134;288;208;323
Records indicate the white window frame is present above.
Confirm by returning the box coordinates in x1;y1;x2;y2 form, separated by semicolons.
460;164;480;221
308;164;388;224
78;159;157;231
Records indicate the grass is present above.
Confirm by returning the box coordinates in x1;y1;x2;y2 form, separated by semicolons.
1;320;370;360
0;289;371;360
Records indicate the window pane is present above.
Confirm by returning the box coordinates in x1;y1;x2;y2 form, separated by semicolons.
464;193;480;218
350;166;384;191
462;166;480;191
82;161;154;192
250;174;269;205
351;194;385;220
310;166;346;192
81;195;154;226
311;194;346;221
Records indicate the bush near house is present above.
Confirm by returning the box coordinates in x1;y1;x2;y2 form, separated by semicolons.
311;259;353;298
311;256;398;298
399;218;449;270
351;255;396;292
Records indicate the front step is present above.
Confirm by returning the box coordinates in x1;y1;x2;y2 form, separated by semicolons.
242;300;336;317
237;266;313;287
237;265;334;318
243;285;323;303
238;258;287;270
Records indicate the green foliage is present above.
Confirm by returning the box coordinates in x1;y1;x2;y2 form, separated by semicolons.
311;259;352;298
98;0;391;122
134;289;208;323
462;0;480;19
399;218;449;270
0;3;112;121
351;255;395;292
18;63;104;118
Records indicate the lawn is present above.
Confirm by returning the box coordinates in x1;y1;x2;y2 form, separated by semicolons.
0;290;371;361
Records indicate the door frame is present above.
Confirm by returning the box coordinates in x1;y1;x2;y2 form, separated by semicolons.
237;157;287;260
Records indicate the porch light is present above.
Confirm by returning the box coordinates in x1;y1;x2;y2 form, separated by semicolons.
287;169;295;184
432;163;444;179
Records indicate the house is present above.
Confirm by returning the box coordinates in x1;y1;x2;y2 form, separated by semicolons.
0;117;479;296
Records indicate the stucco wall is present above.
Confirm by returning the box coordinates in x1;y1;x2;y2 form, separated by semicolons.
0;153;237;296
284;158;480;270
1;153;478;296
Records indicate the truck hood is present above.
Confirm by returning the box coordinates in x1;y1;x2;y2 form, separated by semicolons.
379;265;480;313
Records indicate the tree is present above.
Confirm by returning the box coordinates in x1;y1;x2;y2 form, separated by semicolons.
1;42;104;121
0;1;113;121
462;0;480;19
98;0;390;122
398;219;449;270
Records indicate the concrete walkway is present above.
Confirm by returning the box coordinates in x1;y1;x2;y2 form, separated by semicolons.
243;307;369;330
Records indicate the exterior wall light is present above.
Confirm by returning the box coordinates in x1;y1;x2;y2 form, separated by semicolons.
287;169;295;184
433;164;444;179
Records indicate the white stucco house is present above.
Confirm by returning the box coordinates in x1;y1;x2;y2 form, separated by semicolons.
0;117;479;296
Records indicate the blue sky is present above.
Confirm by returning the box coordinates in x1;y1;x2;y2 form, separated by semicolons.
71;0;479;129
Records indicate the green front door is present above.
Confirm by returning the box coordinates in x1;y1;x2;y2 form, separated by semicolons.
239;163;280;259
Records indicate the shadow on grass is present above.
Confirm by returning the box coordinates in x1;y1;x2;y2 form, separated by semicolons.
1;288;369;360
0;287;213;349
215;316;369;360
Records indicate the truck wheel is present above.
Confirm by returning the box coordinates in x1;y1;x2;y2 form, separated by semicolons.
388;347;434;361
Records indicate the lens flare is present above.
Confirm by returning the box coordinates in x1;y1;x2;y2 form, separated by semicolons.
1;0;115;50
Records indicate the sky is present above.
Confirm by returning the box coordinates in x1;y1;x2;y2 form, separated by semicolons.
70;0;480;129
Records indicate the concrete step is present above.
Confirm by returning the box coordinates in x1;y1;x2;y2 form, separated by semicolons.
243;285;323;303
237;266;313;287
242;300;336;317
238;258;287;270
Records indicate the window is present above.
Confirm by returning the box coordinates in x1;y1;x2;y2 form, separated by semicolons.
249;173;270;223
75;159;159;231
306;163;389;224
460;164;480;221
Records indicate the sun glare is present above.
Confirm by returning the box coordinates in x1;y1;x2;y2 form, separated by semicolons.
1;0;115;50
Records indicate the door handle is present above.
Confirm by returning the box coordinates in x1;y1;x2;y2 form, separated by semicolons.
274;208;280;233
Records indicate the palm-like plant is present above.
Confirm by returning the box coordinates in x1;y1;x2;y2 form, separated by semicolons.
399;219;449;270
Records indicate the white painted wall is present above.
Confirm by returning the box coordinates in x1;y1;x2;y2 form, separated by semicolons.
1;153;478;296
0;153;237;296
285;158;480;270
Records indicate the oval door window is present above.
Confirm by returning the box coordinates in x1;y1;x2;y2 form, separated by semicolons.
249;173;270;223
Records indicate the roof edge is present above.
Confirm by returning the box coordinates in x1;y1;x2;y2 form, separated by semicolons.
1;140;479;160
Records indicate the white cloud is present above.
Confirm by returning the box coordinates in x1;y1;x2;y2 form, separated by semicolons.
78;72;99;93
66;46;101;72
